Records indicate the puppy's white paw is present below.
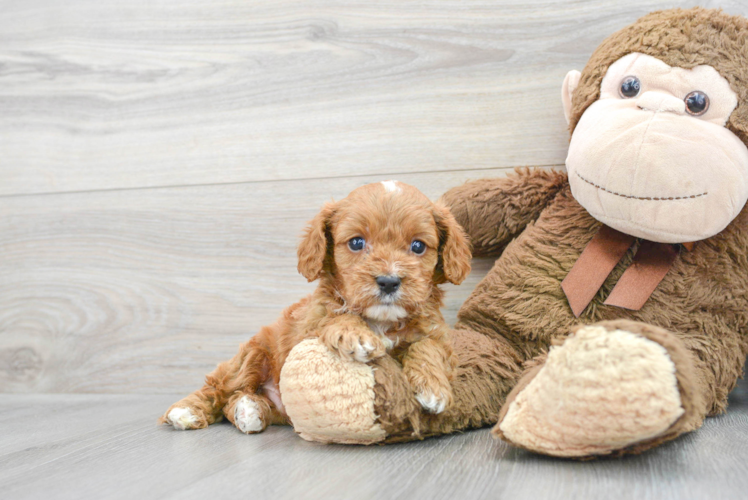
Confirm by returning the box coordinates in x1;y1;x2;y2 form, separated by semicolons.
167;407;199;430
234;396;264;434
416;391;448;414
353;340;379;363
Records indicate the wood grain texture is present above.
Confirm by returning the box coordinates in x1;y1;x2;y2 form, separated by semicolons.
2;0;748;398
0;168;502;394
1;379;747;499
1;0;745;196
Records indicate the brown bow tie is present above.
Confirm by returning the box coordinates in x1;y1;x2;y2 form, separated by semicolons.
561;225;687;317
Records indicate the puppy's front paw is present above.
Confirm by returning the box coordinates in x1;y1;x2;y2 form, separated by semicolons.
321;327;386;363
404;369;454;414
415;391;451;414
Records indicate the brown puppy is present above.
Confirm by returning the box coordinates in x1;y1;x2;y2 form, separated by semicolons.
161;180;471;433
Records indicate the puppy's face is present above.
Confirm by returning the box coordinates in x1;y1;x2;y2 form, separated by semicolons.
298;181;471;321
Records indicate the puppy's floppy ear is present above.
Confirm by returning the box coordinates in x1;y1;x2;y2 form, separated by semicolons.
297;202;336;282
434;203;472;285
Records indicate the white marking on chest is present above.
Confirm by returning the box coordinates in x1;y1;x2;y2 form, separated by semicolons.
366;318;392;336
366;316;402;351
381;180;401;193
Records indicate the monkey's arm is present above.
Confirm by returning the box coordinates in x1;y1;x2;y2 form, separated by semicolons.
440;168;568;257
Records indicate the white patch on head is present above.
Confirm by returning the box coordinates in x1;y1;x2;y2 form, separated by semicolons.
381;180;401;193
364;304;407;322
234;396;264;433
416;391;448;414
167;407;198;430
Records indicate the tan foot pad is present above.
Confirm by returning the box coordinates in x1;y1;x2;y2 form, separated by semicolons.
279;338;387;445
498;325;684;457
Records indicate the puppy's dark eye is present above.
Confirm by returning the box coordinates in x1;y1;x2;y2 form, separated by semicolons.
684;91;709;116
410;240;426;255
619;76;641;98
348;237;365;251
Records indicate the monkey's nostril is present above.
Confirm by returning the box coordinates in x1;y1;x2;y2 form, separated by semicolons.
376;275;401;294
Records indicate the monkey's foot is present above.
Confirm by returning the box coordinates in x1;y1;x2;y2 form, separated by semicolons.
493;321;701;457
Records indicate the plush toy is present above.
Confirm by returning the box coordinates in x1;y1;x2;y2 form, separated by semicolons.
277;7;748;457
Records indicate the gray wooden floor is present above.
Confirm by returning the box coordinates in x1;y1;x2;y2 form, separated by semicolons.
2;378;747;500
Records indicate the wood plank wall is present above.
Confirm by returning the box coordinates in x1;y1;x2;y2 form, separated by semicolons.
2;0;746;394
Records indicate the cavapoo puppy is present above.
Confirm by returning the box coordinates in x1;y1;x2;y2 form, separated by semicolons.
161;180;472;434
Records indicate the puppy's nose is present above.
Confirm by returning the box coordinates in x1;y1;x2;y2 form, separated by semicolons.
376;275;401;294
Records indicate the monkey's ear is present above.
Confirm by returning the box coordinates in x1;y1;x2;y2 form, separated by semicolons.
297;202;336;282
434;203;472;285
562;70;581;125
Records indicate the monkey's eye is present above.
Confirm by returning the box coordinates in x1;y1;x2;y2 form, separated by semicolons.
684;91;709;116
619;76;641;98
410;240;426;255
348;237;365;252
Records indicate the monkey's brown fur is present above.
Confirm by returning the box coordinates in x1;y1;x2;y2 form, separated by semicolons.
277;8;748;456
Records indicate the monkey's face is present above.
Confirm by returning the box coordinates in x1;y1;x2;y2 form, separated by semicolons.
564;53;748;243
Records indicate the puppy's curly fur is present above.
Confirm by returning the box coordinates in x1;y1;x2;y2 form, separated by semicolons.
161;181;471;433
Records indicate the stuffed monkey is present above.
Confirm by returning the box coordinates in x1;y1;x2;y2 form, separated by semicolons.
278;7;748;457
